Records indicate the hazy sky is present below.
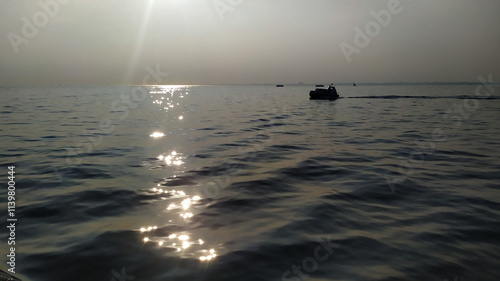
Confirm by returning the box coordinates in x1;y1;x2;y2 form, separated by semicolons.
1;0;499;85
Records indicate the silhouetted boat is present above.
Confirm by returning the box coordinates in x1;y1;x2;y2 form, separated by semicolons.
353;83;357;86
315;84;324;87
276;85;284;87
309;87;339;100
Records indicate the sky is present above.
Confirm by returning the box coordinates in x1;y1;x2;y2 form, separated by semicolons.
0;0;499;85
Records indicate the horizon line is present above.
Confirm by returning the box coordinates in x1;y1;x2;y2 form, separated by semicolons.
1;81;498;87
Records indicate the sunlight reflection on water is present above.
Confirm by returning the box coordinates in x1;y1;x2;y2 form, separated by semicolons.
138;86;217;261
139;186;217;261
151;85;188;112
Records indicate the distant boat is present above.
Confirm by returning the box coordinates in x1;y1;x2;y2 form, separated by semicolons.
315;84;325;87
309;86;339;100
353;83;357;86
276;84;284;87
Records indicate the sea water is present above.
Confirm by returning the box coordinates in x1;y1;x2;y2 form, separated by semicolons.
0;84;499;281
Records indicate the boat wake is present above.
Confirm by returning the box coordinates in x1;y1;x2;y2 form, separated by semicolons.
347;95;500;99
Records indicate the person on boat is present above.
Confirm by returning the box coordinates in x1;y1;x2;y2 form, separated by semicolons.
327;83;339;96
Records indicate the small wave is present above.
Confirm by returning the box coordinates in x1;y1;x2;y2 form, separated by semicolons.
348;95;500;99
58;165;114;179
228;178;297;195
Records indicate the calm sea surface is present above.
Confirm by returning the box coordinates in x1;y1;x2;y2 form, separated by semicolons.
1;84;500;281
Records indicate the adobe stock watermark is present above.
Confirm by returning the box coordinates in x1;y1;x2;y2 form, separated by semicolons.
213;0;243;21
281;235;340;281
7;0;70;54
110;267;135;281
6;166;17;274
340;0;411;64
443;277;460;281
51;64;170;182
384;74;496;192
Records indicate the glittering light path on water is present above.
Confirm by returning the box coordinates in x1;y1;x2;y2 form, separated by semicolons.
139;86;218;262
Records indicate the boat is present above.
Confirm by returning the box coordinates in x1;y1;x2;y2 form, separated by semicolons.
309;87;339;100
353;82;357;86
315;84;324;87
276;84;284;87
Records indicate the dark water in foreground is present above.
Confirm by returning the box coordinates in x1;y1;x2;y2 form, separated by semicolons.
1;84;500;281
